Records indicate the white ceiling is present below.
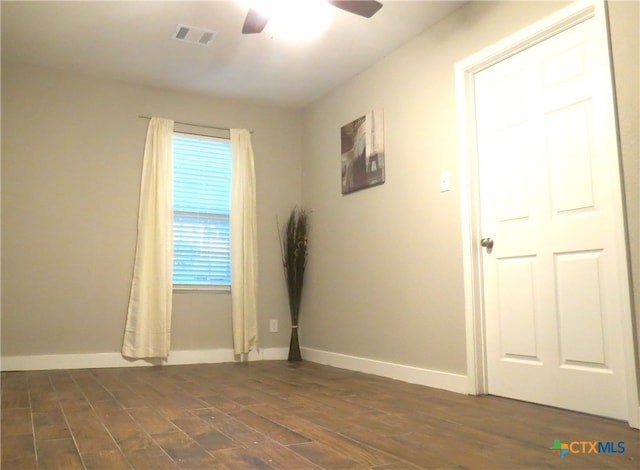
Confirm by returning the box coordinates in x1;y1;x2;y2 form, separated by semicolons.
2;1;467;109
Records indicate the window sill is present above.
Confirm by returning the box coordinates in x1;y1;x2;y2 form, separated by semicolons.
173;285;231;294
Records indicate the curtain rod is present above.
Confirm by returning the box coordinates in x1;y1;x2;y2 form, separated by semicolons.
138;115;252;133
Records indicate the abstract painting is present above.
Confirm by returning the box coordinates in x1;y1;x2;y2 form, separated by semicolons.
340;109;385;194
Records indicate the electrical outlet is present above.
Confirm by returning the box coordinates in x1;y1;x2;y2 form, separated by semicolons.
269;319;278;333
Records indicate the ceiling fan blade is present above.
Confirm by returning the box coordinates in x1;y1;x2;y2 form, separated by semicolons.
242;8;269;34
328;1;383;18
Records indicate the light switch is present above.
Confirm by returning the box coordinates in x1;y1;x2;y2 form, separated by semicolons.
440;172;450;192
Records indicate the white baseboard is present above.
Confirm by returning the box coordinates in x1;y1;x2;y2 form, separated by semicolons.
1;347;468;397
301;347;468;394
1;347;289;372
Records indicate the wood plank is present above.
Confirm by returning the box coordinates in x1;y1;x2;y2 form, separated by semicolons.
128;407;179;435
242;440;323;470
33;410;72;441
0;436;37;469
171;416;239;451
154;432;226;469
230;409;312;446
248;404;398;467
213;446;275;470
1;408;33;437
35;438;84;470
64;409;121;454
287;441;361;469
30;390;63;413
1;389;30;409
81;449;131;470
339;424;455;468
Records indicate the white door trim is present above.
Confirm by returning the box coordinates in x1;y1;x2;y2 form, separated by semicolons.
455;0;639;428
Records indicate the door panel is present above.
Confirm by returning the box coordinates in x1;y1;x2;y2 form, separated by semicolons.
545;102;595;213
493;123;532;222
496;256;538;360
554;250;606;366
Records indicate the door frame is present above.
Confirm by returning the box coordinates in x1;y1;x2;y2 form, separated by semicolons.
454;0;639;427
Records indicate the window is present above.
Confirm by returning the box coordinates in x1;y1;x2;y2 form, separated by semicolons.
172;133;232;289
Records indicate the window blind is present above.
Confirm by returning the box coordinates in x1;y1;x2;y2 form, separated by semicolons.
173;134;232;286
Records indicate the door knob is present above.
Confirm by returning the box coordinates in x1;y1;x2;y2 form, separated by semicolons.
480;238;494;250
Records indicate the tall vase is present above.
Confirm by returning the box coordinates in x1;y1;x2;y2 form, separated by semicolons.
288;325;302;361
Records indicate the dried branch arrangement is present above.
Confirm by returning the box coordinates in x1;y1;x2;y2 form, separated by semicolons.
278;208;309;361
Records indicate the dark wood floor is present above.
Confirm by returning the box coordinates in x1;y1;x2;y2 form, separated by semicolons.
1;360;638;469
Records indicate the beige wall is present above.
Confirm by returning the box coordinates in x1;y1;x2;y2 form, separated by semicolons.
609;0;640;375
300;0;639;376
1;63;302;356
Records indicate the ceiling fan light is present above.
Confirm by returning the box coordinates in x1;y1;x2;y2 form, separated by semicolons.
263;0;334;40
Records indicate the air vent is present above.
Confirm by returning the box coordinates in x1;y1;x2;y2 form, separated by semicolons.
173;24;217;46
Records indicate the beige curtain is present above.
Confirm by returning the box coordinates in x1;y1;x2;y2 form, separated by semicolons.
122;117;174;359
230;129;259;355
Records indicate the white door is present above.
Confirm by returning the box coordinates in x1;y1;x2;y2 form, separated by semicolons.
474;17;629;419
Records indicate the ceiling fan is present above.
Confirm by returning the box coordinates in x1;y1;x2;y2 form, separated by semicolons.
242;1;383;34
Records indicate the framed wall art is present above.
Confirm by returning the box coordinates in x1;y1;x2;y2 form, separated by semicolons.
340;108;385;194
